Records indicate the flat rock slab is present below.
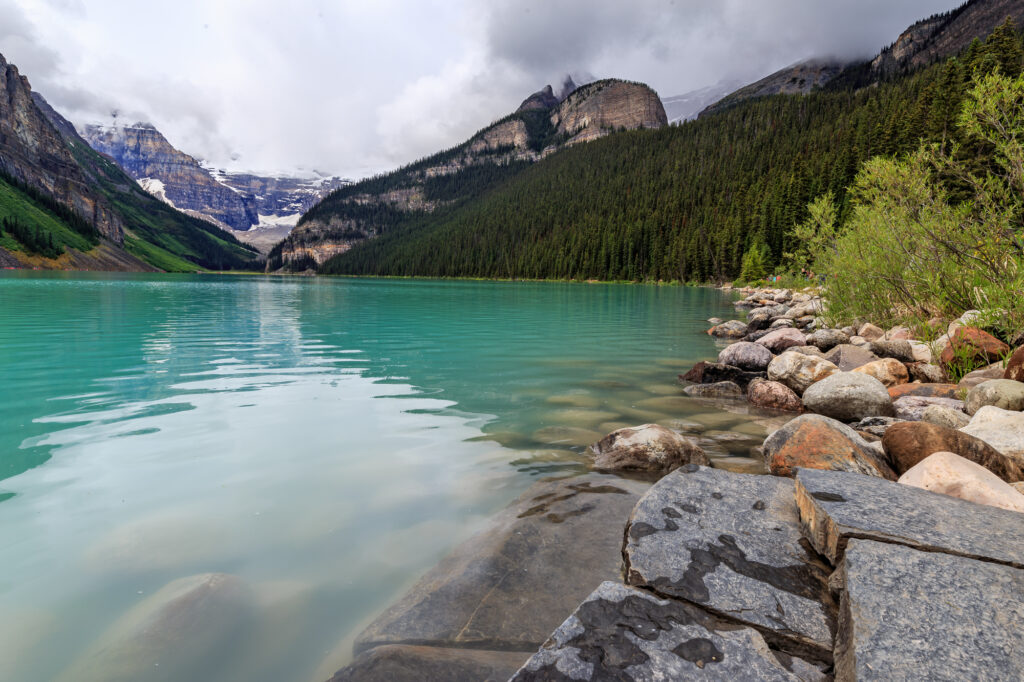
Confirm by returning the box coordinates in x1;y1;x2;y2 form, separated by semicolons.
795;467;1024;568
354;473;649;654
329;645;528;682
836;539;1024;682
624;465;835;659
511;582;826;682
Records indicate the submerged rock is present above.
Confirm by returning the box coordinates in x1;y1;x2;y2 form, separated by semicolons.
898;451;1024;512
679;361;764;389
762;414;896;480
801;372;894;421
589;424;709;474
965;378;1024;415
683;381;744;399
331;645;527;682
882;421;1023;482
624;465;835;659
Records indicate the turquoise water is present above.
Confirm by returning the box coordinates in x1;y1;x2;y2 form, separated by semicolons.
0;273;775;681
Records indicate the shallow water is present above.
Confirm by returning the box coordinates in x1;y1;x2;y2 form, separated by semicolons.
0;273;777;681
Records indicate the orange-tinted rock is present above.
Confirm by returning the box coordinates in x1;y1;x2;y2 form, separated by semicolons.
851;358;909;387
881;421;1024;482
888;383;959;400
762;414;896;480
747;379;803;412
1005;346;1024;382
939;327;1010;367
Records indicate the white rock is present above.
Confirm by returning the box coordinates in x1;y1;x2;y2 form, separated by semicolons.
908;341;933;364
898;451;1024;513
961;406;1024;462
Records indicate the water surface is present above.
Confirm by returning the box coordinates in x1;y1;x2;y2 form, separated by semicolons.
0;273;774;681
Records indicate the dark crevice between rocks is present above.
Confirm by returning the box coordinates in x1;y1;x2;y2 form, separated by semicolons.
829;530;1024;572
518;482;629;519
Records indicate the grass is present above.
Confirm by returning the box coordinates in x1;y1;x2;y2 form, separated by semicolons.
123;235;205;273
0;176;97;254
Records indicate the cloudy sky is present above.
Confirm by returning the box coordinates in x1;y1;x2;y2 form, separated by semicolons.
2;0;963;179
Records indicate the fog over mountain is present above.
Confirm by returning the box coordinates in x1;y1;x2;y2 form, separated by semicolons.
0;0;963;178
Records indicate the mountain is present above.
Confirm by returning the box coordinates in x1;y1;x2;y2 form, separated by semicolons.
662;80;744;123
270;78;667;270
0;51;259;271
699;59;849;117
80;121;347;250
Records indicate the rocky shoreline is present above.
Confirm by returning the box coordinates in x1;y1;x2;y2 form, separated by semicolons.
334;285;1024;681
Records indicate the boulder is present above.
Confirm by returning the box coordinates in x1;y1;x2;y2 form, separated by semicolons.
884;325;912;340
807;328;849;351
718;342;774;371
766;352;838;395
881;421;1024;481
867;340;915;363
921;405;970;430
898;451;1024;512
940;326;1010;367
823;344;877;371
785;345;826;358
707;317;724;326
683;381;744;399
769;318;794;328
850;358;909;387
801;372;894;421
961;405;1024;462
847;335;869;347
907;341;933;364
331;646;527;682
887;383;958;400
709;320;748;339
510;582;821;682
835;539;1024;682
958;364;1007;391
755;327;807;353
746;309;773;332
762;414;896;480
858;323;884;341
589;424;709;474
794;468;1024;567
893;396;966;422
624;466;835;658
746;378;803;412
1005;346;1024;382
353;474;649;655
744;329;773;343
965;378;1024;415
906;361;947;384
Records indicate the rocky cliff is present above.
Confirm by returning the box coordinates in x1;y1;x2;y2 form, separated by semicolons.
700;60;848;118
0;53;123;243
550;80;667;144
871;0;1024;76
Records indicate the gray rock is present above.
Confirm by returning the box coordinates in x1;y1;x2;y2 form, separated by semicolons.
965;378;1024;415
625;465;835;659
589;424;709;474
719;341;775;371
907;361;947;383
747;309;774;332
710;320;749;339
770;318;795;328
835;539;1024;682
794;468;1024;568
851;416;905;438
707;317;724;326
786;345;827;358
354;474;649;654
330;646;527;682
823;344;878;371
801;372;894;421
893;396;966;421
807;329;850;352
868;340;915;363
683;381;744;399
757;328;809;353
511;582;818;682
921;404;970;429
767;352;839;396
957;365;1006;391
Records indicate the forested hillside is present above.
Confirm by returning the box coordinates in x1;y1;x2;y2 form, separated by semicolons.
321;21;1024;282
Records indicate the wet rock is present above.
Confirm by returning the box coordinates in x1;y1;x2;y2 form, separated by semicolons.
683;381;744;400
823;344;877;371
330;646;527;682
58;573;254;682
756;328;808;353
1005;346;1024;382
882;421;1024;482
851;358;909;387
868;340;915;363
718;342;774;372
709;320;749;339
762;414;896;480
624;466;835;659
801;372;894;421
921;404;970;429
747;379;803;412
511;582;817;682
767;352;839;395
940;326;1010;368
906;361;946;384
965;378;1024;415
957;364;1006;390
851;416;904;438
807;328;849;352
887;383;958;400
794;468;1024;567
354;474;649;654
835;539;1024;682
707;317;724;326
589;424;709;474
961;405;1024;462
892;396;966;422
898;451;1024;512
857;323;884;341
679;362;765;390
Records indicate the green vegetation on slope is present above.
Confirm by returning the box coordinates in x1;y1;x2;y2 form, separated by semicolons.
320;21;1024;282
0;173;99;258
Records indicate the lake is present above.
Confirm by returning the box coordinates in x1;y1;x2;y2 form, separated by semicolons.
0;273;776;681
